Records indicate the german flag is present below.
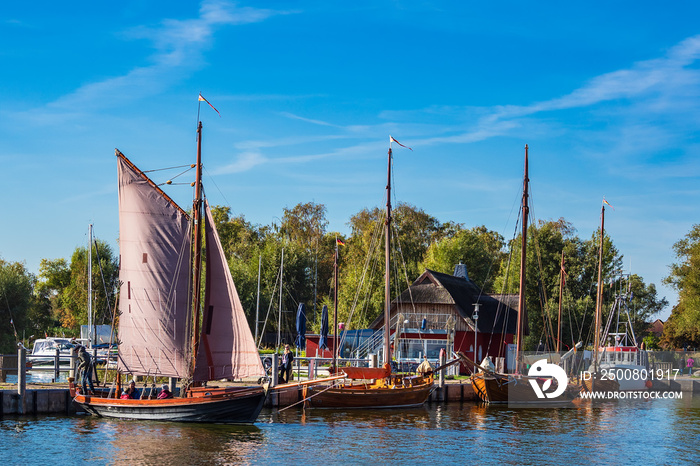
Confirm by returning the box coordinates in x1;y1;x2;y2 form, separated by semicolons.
336;238;346;246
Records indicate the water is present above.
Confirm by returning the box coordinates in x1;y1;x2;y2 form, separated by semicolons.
4;371;70;384
2;398;699;465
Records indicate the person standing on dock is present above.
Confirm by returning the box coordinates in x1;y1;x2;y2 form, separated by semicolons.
77;345;95;395
279;345;294;383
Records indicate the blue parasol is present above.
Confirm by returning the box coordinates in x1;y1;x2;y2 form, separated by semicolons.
319;305;329;350
295;303;306;350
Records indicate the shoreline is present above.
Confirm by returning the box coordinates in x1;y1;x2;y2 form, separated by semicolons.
2;376;699;416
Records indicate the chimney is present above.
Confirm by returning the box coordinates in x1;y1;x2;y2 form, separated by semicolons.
453;262;469;280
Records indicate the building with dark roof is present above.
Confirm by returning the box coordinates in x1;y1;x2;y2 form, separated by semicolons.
367;265;522;373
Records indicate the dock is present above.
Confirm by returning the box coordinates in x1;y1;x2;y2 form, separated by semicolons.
4;377;700;415
0;379;479;415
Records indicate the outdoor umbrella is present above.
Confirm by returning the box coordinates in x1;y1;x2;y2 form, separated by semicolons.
319;305;329;350
295;303;306;350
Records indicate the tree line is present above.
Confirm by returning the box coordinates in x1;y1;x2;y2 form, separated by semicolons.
1;201;688;354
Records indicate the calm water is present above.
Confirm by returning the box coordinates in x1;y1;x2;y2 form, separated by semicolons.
1;397;699;465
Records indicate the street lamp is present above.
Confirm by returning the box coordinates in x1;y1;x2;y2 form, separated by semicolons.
473;303;480;373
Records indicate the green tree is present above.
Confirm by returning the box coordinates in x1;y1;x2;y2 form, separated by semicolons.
0;259;37;352
422;225;505;292
335;202;442;330
37;239;118;333
662;224;700;347
492;218;632;351
213;203;333;345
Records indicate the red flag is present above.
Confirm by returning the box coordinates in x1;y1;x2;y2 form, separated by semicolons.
389;135;413;151
198;93;221;117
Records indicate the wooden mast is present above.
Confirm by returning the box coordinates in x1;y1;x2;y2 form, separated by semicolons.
593;202;606;375
515;144;529;374
384;144;392;367
557;250;565;353
190;121;204;379
333;242;339;368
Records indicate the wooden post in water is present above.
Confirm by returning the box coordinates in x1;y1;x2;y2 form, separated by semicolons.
439;350;446;388
272;353;279;386
69;346;77;380
92;348;100;385
17;345;26;414
54;347;60;382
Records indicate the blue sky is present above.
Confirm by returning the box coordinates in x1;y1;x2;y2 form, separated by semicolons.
2;1;700;320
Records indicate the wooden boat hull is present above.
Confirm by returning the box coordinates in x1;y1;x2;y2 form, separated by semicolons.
303;377;434;409
580;374;621;393
73;386;266;424
472;373;577;404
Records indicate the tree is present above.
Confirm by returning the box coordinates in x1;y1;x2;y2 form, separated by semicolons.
280;202;328;245
0;259;38;352
37;239;118;334
335;202;442;330
422;225;505;292
213;202;333;345
491;218;636;351
662;224;700;347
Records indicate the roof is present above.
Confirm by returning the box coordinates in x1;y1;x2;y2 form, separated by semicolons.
421;269;521;335
370;269;523;335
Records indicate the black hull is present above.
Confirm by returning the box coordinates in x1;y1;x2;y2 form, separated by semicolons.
74;386;266;424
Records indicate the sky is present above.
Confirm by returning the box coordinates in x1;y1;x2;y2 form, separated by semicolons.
2;1;700;321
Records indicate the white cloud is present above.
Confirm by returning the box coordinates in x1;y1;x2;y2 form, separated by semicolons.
216;151;268;174
46;1;286;111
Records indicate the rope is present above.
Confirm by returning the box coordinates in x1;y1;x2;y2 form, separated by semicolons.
277;379;344;412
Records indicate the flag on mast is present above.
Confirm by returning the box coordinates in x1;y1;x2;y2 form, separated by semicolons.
389;135;413;151
603;198;615;210
336;238;345;246
198;93;221;117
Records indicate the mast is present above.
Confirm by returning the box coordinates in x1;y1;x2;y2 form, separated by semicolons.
515;144;529;374
88;223;93;348
333;242;339;368
255;254;261;344
557;250;565;353
384;144;392;367
277;248;284;349
593;203;606;374
190;121;204;376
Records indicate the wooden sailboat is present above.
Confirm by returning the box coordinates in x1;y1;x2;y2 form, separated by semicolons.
72;122;267;423
470;145;576;404
303;137;434;408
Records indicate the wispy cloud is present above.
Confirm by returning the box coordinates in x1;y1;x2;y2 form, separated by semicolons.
46;1;287;111
384;34;700;156
219;33;700;176
216;151;268;174
278;111;338;127
482;34;700;130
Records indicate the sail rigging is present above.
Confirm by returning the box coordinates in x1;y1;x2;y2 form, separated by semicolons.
116;152;193;378
73;121;266;424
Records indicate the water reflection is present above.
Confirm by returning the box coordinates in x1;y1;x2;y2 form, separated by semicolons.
86;418;265;464
1;398;699;464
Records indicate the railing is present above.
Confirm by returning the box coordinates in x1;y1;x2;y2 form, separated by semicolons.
1;348;117;383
